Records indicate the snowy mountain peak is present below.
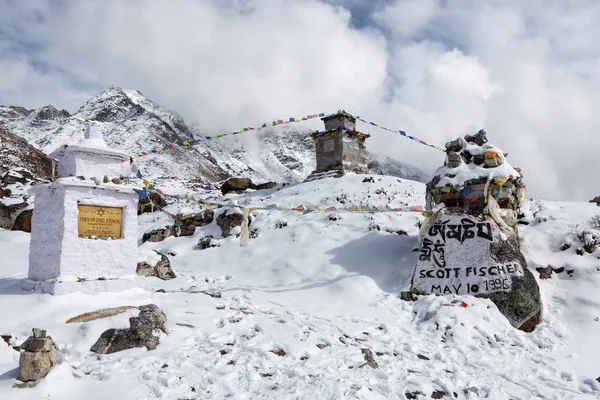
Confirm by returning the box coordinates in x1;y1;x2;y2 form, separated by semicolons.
1;86;429;185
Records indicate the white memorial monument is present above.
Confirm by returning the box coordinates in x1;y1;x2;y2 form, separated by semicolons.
23;125;139;295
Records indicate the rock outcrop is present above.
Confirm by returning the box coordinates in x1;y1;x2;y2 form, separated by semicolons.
12;208;33;232
138;191;167;214
90;304;167;354
408;130;541;332
136;251;176;280
15;328;63;388
216;208;252;237
220;177;277;195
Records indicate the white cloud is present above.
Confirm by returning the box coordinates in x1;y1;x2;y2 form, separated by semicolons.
0;0;599;201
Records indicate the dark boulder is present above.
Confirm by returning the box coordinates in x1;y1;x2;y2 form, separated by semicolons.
12;209;33;233
141;226;174;243
0;200;28;229
221;177;277;195
221;177;253;195
90;304;167;354
216;209;252;237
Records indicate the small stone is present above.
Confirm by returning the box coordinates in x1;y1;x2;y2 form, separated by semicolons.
431;390;447;399
77;176;85;180
103;175;110;183
535;266;553;279
270;348;286;357
32;328;46;339
20;337;53;352
136;251;176;280
424;310;437;321
197;235;219;250
360;348;378;369
111;177;122;185
91;177;100;185
445;137;464;153
464;129;488;145
417;354;430;360
463;386;480;396
18;351;51;382
446;151;462;168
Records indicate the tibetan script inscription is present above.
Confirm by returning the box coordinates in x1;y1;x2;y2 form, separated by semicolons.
412;214;523;296
78;205;123;239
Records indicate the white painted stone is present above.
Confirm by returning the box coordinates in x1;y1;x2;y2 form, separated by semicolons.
411;213;524;296
26;178;139;294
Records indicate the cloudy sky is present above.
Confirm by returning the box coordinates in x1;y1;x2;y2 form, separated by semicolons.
1;0;599;201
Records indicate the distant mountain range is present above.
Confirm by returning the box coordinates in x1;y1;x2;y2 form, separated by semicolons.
0;86;429;184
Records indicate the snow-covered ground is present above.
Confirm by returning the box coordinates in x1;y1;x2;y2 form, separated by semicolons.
1;174;599;399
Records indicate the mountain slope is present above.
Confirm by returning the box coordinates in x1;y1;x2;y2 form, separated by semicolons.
1;86;428;185
0;125;53;181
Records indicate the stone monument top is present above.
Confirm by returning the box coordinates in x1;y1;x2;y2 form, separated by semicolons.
49;123;128;179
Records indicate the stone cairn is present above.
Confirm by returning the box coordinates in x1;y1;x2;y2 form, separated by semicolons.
16;328;63;388
408;130;542;332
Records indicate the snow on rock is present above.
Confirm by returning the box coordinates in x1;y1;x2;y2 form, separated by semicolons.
1;175;600;398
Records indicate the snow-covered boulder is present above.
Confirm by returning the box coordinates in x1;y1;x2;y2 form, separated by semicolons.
410;131;541;331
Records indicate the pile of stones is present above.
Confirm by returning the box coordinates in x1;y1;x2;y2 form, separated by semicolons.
426;129;525;214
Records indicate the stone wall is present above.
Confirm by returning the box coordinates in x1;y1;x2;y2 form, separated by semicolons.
315;133;343;172
313;112;368;174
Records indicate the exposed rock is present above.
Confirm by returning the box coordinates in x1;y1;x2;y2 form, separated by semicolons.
359;348;378;369
0;187;11;198
142;226;174;243
197;235;220;250
446;151;462;168
220;177;277;195
252;181;277;191
0;125;53;181
221;177;253;195
590;196;600;206
536;266;554;279
0;199;28;229
138;191;167;214
216;209;252;237
178;209;214;237
103;175;110;183
111;177;122;185
136;251;176;280
464;129;488;146
90;304;167;354
16;328;63;386
11;208;33;232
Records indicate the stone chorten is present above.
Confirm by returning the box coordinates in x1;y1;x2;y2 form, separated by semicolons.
305;111;369;181
49;125;128;180
408;129;542;332
24;124;139;295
